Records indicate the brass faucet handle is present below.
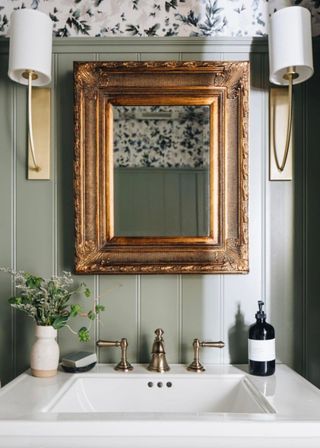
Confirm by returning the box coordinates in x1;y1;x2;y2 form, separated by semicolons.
187;338;225;373
201;341;225;349
96;340;120;348
96;338;133;372
116;338;133;372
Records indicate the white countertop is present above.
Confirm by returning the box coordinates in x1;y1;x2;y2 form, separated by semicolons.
0;364;320;448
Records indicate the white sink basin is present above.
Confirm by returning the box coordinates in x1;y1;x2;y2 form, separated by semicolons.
45;372;274;414
2;364;320;448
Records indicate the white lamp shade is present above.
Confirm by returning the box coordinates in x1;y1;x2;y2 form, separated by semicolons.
269;6;314;85
8;9;52;86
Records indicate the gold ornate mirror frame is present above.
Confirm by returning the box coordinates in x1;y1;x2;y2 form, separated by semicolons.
74;61;249;274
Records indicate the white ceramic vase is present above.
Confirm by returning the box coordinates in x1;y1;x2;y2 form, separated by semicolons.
30;325;60;378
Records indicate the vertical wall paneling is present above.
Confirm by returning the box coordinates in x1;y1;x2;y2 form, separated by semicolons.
140;275;180;364
300;81;308;377
0;37;300;385
304;39;320;387
177;275;182;363
98;275;139;364
136;275;141;361
11;85;17;379
267;50;295;366
261;54;268;330
52;53;58;277
181;275;221;365
15;78;52;374
11;84;17;379
291;81;306;376
0;53;14;384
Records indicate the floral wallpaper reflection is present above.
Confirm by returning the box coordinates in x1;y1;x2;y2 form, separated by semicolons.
114;106;210;168
0;0;319;38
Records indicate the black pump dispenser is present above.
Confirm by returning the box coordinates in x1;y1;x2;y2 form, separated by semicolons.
255;300;266;320
248;301;275;376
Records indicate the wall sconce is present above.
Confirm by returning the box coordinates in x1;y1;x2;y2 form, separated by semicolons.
268;6;313;180
8;9;52;180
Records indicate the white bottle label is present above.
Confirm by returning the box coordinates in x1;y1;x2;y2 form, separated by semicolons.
248;339;275;362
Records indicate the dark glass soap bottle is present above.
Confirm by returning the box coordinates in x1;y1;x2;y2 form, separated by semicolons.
248;301;275;376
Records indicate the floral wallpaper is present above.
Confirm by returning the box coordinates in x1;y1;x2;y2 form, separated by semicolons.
114;106;210;168
0;0;319;38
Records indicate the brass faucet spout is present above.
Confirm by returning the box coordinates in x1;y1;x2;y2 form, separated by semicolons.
147;328;170;372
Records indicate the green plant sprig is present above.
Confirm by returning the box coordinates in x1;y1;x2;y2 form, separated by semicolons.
0;268;105;342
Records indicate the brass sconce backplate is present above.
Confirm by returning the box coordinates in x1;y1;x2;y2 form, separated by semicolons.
28;87;51;180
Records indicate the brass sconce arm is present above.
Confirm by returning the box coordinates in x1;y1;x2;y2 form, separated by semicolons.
96;338;133;372
272;67;298;173
187;338;225;373
25;70;40;172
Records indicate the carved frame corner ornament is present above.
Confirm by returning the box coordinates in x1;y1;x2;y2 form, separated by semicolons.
74;61;249;274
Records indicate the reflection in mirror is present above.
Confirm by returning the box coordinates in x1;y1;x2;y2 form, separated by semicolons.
113;105;210;237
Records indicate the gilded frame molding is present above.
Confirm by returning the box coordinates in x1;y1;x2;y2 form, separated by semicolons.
74;61;249;274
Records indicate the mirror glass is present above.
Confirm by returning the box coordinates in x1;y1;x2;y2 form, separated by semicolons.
113;105;210;237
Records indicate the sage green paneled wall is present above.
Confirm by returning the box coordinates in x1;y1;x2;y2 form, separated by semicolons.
0;38;299;386
300;39;320;389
